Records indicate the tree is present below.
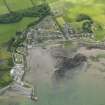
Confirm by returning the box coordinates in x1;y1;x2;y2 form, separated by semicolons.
76;14;92;22
82;21;93;33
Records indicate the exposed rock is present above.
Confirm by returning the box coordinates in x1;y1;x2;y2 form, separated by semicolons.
54;53;87;78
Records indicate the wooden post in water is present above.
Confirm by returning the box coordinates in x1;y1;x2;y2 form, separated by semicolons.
31;86;38;101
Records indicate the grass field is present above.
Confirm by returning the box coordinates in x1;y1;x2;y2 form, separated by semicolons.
0;0;31;14
0;0;44;14
0;0;43;45
0;17;38;45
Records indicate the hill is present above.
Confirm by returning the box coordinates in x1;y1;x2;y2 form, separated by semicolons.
48;0;105;40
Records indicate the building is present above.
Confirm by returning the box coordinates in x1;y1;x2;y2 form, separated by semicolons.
10;64;24;83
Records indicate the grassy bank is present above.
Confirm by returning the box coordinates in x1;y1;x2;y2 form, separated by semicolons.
0;49;13;88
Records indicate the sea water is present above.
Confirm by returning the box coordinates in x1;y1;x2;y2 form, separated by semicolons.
1;70;105;105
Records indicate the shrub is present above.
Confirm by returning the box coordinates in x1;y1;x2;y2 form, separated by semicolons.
0;72;12;88
0;3;50;24
76;14;93;22
0;12;22;24
22;4;50;17
82;20;93;33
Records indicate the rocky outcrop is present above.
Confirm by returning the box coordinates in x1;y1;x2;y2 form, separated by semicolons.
54;53;87;78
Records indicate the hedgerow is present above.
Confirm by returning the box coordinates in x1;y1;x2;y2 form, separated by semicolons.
0;3;50;24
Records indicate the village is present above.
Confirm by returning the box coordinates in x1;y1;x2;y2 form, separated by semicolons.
4;14;105;102
0;0;105;105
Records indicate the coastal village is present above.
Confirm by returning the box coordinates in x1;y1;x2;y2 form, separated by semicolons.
0;0;105;105
2;14;104;102
0;3;105;105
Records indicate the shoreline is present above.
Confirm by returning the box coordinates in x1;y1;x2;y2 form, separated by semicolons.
1;15;105;101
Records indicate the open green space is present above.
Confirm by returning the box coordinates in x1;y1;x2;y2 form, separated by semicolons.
0;1;50;45
0;17;37;45
64;4;105;40
0;0;44;14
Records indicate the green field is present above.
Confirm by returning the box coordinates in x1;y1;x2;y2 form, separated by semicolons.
0;0;43;14
64;4;105;40
0;17;37;45
0;0;44;45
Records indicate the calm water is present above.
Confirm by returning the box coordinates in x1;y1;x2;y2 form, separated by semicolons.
1;47;105;105
1;70;105;105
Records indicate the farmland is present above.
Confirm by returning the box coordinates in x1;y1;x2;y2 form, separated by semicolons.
0;0;45;45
